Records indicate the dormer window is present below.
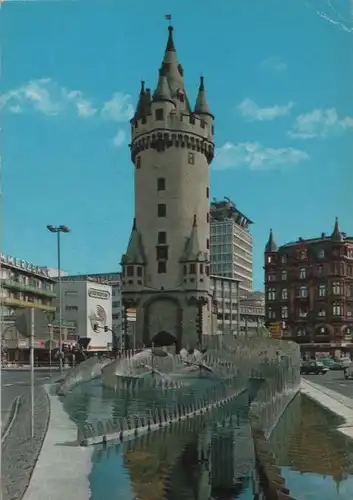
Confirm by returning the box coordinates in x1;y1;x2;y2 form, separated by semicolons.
155;108;164;121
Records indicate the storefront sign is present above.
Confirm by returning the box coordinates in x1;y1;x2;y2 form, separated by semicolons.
0;253;49;278
88;288;110;300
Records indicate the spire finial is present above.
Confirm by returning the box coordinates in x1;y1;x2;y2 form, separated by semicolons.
140;80;145;93
199;76;205;90
164;13;172;27
164;15;175;52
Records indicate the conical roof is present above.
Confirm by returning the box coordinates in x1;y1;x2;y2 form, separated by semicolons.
153;68;173;102
331;217;344;242
121;219;146;265
194;76;213;117
180;215;205;262
265;229;278;252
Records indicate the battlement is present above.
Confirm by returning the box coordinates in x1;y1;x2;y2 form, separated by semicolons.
130;123;215;165
131;109;213;141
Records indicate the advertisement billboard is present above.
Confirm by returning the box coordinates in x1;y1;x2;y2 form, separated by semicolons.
86;284;112;350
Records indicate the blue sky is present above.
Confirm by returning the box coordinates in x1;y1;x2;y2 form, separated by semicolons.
1;0;353;289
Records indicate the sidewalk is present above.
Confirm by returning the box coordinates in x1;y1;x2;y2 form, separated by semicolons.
301;378;353;439
22;385;93;500
2;365;70;371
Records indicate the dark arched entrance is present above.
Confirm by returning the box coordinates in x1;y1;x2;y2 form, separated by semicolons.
151;330;177;348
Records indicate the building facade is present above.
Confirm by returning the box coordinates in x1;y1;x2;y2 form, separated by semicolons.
56;280;113;351
210;198;253;296
121;25;214;350
62;273;122;341
264;219;353;354
211;275;265;337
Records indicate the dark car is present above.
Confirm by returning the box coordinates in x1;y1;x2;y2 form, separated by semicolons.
300;361;329;375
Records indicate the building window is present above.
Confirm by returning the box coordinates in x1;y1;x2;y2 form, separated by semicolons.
136;156;141;169
206;187;209;199
299;308;307;318
281;255;287;264
200;263;204;274
332;282;342;295
188;152;195;165
268;307;276;320
65;305;78;311
281;270;287;281
127;266;134;277
318;249;325;259
332;302;342;316
318;307;326;317
207;239;210;250
317;265;323;275
158;204;166;217
281;306;288;319
299;286;308;298
318;284;326;297
137;267;143;277
157;178;166;191
267;288;276;301
299;268;306;279
267;274;276;282
155;108;164;120
281;288;288;300
205;266;210;276
189;263;196;274
158;261;167;274
156;246;168;260
267;256;273;264
158;231;167;244
297;327;306;337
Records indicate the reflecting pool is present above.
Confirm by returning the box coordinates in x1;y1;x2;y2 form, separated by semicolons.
63;380;353;500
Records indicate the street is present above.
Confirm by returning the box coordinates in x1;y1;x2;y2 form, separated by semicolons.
303;369;353;400
1;369;54;433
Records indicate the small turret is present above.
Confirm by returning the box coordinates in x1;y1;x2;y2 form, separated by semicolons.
194;76;213;119
180;215;205;263
331;217;344;242
265;229;278;253
121;218;146;265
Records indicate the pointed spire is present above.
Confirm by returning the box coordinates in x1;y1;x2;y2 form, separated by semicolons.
331;217;344;242
180;215;204;262
166;25;176;52
121;219;146;265
133;81;147;121
161;24;185;95
194;76;213;118
265;229;278;253
153;68;172;102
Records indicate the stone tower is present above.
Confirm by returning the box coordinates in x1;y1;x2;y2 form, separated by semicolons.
121;25;215;350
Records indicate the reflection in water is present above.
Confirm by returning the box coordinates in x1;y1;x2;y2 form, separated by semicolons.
63;380;353;499
271;395;353;500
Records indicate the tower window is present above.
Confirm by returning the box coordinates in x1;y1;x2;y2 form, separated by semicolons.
155;108;164;121
158;261;167;274
126;266;134;277
206;238;210;250
189;263;196;274
157;178;166;191
158;231;167;244
200;263;204;274
207;212;210;223
206;187;209;199
183;265;187;275
188;152;195;165
156;246;168;260
158;204;166;217
136;156;141;169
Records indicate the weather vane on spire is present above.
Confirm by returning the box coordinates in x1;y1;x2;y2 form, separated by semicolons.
164;14;172;27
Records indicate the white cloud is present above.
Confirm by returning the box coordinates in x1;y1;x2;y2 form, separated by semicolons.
237;98;293;121
214;141;309;170
0;78;98;118
101;92;134;122
260;57;287;72
112;129;126;148
288;108;353;139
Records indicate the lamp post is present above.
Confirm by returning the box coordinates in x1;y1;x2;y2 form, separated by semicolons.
47;224;70;375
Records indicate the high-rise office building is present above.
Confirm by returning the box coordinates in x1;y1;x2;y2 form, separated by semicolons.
210;198;253;296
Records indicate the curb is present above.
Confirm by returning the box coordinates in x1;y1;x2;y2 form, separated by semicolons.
1;396;22;443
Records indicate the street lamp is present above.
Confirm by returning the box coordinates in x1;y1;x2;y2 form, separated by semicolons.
47;224;70;374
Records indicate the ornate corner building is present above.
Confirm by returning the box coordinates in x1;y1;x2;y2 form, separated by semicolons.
120;26;214;350
264;218;353;355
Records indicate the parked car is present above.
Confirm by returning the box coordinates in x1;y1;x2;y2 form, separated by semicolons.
344;364;353;380
320;358;343;371
300;361;329;375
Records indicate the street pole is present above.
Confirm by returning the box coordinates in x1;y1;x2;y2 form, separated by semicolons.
57;231;63;375
30;307;35;438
